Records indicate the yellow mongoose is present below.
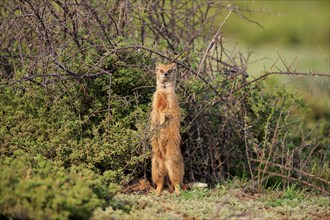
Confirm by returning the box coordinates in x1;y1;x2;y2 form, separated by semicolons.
150;63;184;195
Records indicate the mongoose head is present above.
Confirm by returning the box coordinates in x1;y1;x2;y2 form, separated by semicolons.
156;63;177;84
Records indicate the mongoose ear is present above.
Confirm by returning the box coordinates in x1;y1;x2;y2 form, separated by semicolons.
171;63;177;68
156;63;163;70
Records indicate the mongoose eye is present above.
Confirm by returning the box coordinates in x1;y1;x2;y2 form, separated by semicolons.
160;69;164;73
167;69;172;74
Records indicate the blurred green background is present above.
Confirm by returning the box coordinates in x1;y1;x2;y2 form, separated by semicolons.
223;0;329;119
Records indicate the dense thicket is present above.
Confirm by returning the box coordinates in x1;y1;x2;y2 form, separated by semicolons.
0;0;329;218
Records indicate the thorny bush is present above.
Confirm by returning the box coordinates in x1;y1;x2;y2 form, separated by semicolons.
0;0;329;218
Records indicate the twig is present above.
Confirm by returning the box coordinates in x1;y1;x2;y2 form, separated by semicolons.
197;9;232;75
228;71;330;97
251;158;330;187
260;170;329;196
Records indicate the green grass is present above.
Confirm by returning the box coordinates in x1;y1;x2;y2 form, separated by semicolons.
241;44;329;109
215;0;330;122
224;1;329;48
221;41;330;121
91;185;330;220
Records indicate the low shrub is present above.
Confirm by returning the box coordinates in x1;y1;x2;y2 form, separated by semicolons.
0;150;119;220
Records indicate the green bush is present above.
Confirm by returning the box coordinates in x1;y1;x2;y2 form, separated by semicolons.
0;67;152;178
0;150;119;220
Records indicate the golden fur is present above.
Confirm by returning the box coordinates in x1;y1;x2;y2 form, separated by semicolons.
150;63;184;195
